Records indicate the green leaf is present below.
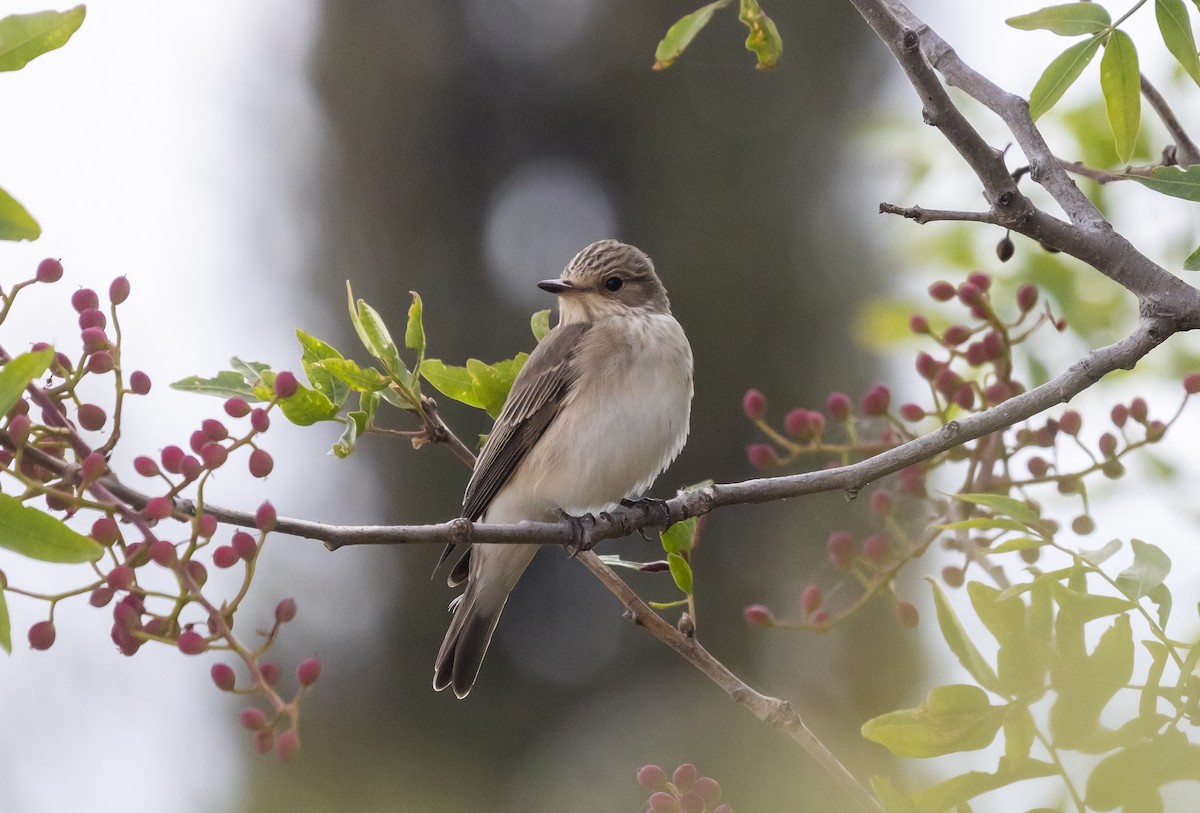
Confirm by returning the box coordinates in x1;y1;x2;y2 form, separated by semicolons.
1146;583;1172;629
969;581;1044;697
1140;641;1170;719
420;354;529;418
910;759;1056;813
937;517;1031;534
0;493;102;563
861;684;1004;758
1130;164;1200;201
296;329;349;407
930;579;1002;693
1029;35;1103;120
171;370;260;400
667;552;693;595
331;413;359;459
1050;614;1133;748
1085;734;1200;811
989;537;1048;554
312;358;390;393
1116;539;1171;599
737;0;782;70
405;292;425;361
953;493;1040;524
1004;705;1037;764
870;776;919;813
230;357;271;383
1050;579;1134;621
346;282;403;376
0;587;10;654
1081;538;1123;565
277;384;340;426
0;6;85;72
661;517;697;555
1184;243;1200;271
1156;0;1200;85
530;309;551;342
652;0;728;70
0;349;53;416
1006;2;1113;35
0;185;40;241
1100;30;1140;163
420;359;479;408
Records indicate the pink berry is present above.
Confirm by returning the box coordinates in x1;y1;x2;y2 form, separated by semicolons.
185;560;208;588
36;258;63;283
942;325;970;346
746;443;774;470
133;456;160;477
1098;432;1118;458
953;384;976;410
672;764;697;791
957;282;983;306
908;314;929;334
807;411;825;437
224;397;251;418
743;604;773;628
259;661;282;687
81;451;107;481
1016;283;1038;312
638;765;668;790
800;585;823;615
78;308;106;330
275;598;297;624
860;384;890;417
869;490;893;517
107;565;135;591
232;531;258;561
942;566;965;588
189;430;206;454
928;281;955;301
80;326;108;353
693;777;721;804
128;370;152;395
274;372;299;399
297;656;321;686
86;351;114;374
90;517;120;545
895;601;920;628
679;794;704;813
211;663;236;692
149;540;177;566
784;408;810;439
200;443;228;470
177;630;207;655
1111;404;1129;428
212;546;239;569
201;419;228;441
250;408;270;433
239;707;267;730
1129;397;1148;423
77;403;107;431
862;534;890;564
277;730;301;762
256;502;277;532
827;531;855;569
967;271;991;291
826;392;851;421
28;619;57;650
742;388;766;421
915;352;938;380
899;402;924;422
1058;410;1082;435
160;445;185;473
254;730;275;754
197;513;218;538
249;449;274;478
71;288;99;313
144;497;173;521
179;455;203;482
109;276;130;305
648;792;680;813
1185;374;1200;395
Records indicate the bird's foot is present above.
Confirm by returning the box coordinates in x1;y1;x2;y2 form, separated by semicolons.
557;509;598;557
621;497;671;540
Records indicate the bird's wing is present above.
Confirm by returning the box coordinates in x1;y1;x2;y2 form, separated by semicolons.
436;321;591;581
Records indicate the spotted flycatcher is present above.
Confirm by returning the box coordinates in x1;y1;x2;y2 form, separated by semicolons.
434;239;694;698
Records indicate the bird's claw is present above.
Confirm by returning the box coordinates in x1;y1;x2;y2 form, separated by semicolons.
557;509;597;557
621;497;671;540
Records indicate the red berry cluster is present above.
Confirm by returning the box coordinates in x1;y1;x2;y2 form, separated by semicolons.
637;763;731;813
0;258;316;761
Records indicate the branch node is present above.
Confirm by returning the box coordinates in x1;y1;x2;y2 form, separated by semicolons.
940;420;961;441
448;517;474;546
901;28;919;50
678;613;695;638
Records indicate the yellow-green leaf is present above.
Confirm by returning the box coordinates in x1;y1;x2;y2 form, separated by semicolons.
738;0;782;70
0;185;40;242
861;684;1004;758
1130;164;1200;201
1007;2;1113;35
953;493;1040;524
0;6;85;72
930;579;1003;692
1156;0;1200;85
1100;30;1140;163
1029;35;1103;119
0;494;103;563
0;587;9;653
667;552;693;595
1184;243;1200;271
405;291;425;360
653;0;728;70
0;349;53;416
530;309;551;342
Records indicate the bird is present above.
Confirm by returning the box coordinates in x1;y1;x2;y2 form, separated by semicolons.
434;239;694;698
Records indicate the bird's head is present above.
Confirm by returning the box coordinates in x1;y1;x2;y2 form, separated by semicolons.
538;240;670;324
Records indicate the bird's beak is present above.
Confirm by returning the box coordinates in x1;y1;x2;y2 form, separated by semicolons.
537;279;576;294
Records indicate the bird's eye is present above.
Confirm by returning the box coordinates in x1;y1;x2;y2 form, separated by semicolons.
603;276;624;292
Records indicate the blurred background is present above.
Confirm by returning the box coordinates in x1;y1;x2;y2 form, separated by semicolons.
2;0;1198;811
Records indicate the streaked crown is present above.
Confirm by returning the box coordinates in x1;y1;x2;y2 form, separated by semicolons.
559;240;671;315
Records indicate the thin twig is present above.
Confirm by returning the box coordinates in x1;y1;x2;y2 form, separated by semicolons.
878;202;1000;225
1140;73;1200;167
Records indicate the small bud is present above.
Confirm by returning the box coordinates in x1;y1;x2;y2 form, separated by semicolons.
211;663;236;692
869;490;893;518
149;540;177;566
29;620;57;650
179;455;203;482
942;325;970;346
81;451;107;481
143;496;173;521
254;730;275;755
746;443;775;470
964;342;988;367
860;384;890;417
894;601;919;628
638;765;668;790
256;501;277;532
800;585;823;615
197;513;219;538
743;604;774;628
133;456;160;478
967;271;991;291
1026;456;1050;478
941;565;964;588
809;610;831;628
679;793;704;813
672;764;697;792
89;585;115;607
212;546;239;569
909;314;930;334
160;445;185;473
862;534;890;564
1111;403;1129;428
189;430;206;455
90;517;120;546
128;370;152;395
109;276;130;305
1098;432;1118;458
36;258;64;283
177;630;208;655
1185;373;1200;395
981;331;1004;359
928;281;955;301
297;656;322;686
1102;459;1125;479
250;408;271;433
277;729;301;762
274;372;299;399
275;598;298;624
899;402;924;422
933;368;961;398
249;449;274;478
239;707;268;731
741;388;766;421
225;397;251;418
185;560;208;588
7;413;31;447
80;326;109;353
107;565;135;591
232;531;258;561
259;661;282;687
71;288;99;313
1129;397;1148;423
984;381;1011;405
200;442;228;470
1071;515;1095;535
648;792;680;813
952;385;976;410
826;392;851;421
996;235;1014;262
76;403;107;431
1016;283;1038;313
86;351;114;374
1146;420;1166;442
693;777;721;805
1058;410;1082;436
827;531;855;569
957;282;983;307
202;419;229;442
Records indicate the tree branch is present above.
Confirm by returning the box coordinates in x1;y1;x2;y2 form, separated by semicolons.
878;202;1000;225
1141;73;1200;167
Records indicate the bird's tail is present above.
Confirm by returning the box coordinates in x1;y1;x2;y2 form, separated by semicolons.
433;543;537;698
